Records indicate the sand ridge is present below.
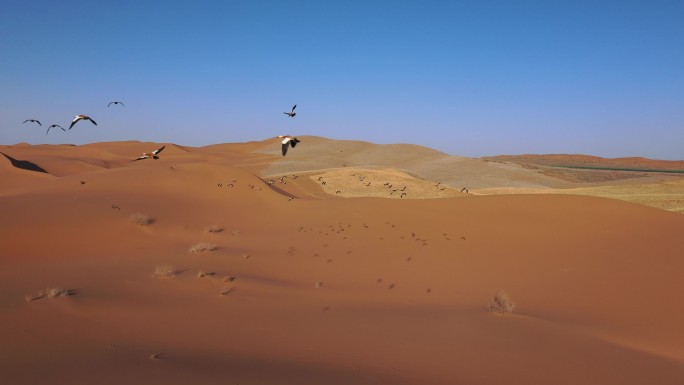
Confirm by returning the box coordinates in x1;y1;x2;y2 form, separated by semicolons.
1;139;684;385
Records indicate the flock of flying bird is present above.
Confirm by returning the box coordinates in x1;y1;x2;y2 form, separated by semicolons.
23;114;98;135
23;102;302;161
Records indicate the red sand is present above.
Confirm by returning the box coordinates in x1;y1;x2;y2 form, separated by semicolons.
1;140;683;385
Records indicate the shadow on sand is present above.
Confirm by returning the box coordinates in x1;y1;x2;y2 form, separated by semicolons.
1;152;48;173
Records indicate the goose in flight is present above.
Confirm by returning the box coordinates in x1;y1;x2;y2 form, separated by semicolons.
108;101;125;107
283;104;297;117
69;115;97;130
278;135;300;156
46;124;65;135
23;119;41;126
133;145;165;161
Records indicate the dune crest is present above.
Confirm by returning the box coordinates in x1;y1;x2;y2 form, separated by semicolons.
1;139;683;385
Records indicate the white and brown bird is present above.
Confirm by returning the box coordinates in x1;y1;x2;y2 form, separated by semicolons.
69;115;97;130
283;104;297;117
46;124;65;135
133;145;165;161
278;135;300;156
23;119;41;126
108;101;125;107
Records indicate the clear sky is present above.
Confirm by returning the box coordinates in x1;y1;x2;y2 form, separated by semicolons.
1;0;682;159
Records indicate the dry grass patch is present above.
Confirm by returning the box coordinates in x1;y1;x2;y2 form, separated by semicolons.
189;242;217;253
152;265;177;278
219;287;236;295
197;270;215;278
130;212;154;226
488;290;515;314
47;288;75;298
205;225;224;233
26;288;75;301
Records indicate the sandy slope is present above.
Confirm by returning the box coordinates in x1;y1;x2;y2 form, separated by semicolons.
1;140;684;385
478;179;684;214
257;136;575;189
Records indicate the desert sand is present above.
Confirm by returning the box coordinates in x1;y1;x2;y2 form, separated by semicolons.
1;137;683;385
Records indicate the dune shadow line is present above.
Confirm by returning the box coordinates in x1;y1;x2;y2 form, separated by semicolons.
0;152;48;173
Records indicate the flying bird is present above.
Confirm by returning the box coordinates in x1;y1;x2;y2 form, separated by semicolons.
69;115;97;130
278;135;300;156
108;101;125;107
23;119;41;126
283;104;297;117
46;124;65;135
133;145;165;161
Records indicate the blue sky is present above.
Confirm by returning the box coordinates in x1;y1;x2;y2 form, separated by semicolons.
1;0;682;159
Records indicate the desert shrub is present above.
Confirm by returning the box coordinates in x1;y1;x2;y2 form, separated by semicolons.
189;242;217;253
153;265;177;278
130;213;154;226
46;288;70;298
197;270;215;278
205;225;224;233
488;290;515;314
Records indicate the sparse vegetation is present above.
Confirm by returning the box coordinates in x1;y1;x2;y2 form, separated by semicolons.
197;270;215;278
153;265;177;278
25;288;74;301
205;225;224;233
219;287;235;295
488;290;515;314
46;288;71;298
130;212;154;226
189;242;217;253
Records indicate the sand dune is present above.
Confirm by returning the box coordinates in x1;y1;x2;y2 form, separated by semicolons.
1;139;683;385
257;136;575;189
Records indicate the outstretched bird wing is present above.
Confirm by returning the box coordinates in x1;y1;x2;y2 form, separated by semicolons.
281;142;289;156
46;125;63;134
152;145;165;155
69;116;82;130
291;104;297;112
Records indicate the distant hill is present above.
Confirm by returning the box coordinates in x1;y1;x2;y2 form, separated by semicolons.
483;154;684;173
254;136;574;189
